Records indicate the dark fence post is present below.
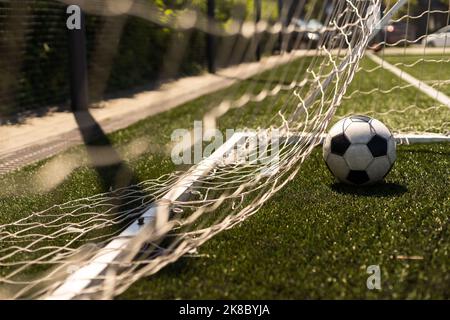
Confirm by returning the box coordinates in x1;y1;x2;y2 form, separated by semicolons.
206;0;216;73
255;0;262;61
277;0;283;54
68;7;89;111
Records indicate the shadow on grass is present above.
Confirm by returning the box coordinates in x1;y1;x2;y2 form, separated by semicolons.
74;110;143;190
331;182;407;197
74;110;150;226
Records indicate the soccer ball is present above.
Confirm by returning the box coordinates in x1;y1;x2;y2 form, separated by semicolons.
323;115;396;185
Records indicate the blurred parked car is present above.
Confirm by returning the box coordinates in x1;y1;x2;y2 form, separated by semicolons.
285;18;323;50
383;22;417;45
278;18;354;51
423;25;450;47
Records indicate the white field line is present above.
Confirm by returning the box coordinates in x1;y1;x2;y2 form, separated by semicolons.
367;52;450;108
46;132;253;300
379;47;449;56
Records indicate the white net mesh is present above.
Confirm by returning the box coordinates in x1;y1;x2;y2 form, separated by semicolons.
342;0;449;136
0;0;448;299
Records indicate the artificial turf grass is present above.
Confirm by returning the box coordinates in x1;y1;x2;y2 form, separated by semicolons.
382;54;450;97
337;57;449;134
0;56;310;281
0;55;448;296
383;54;450;81
0;54;312;205
118;142;449;300
218;56;449;134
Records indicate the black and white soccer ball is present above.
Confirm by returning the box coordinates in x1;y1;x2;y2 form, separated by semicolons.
323;115;396;185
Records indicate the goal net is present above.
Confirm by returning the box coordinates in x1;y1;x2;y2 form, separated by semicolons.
0;0;448;299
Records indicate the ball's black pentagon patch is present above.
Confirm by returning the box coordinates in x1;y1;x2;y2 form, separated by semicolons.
331;134;351;156
350;115;372;122
367;135;388;157
347;170;370;185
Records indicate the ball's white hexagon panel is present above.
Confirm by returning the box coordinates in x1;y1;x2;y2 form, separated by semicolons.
350;115;372;122
344;121;375;144
323;134;332;160
387;136;397;164
326;153;350;182
342;117;353;132
370;118;392;140
344;144;374;170
366;156;392;182
328;118;349;138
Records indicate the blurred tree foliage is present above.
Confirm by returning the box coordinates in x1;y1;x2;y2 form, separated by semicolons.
0;0;284;119
1;0;447;119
